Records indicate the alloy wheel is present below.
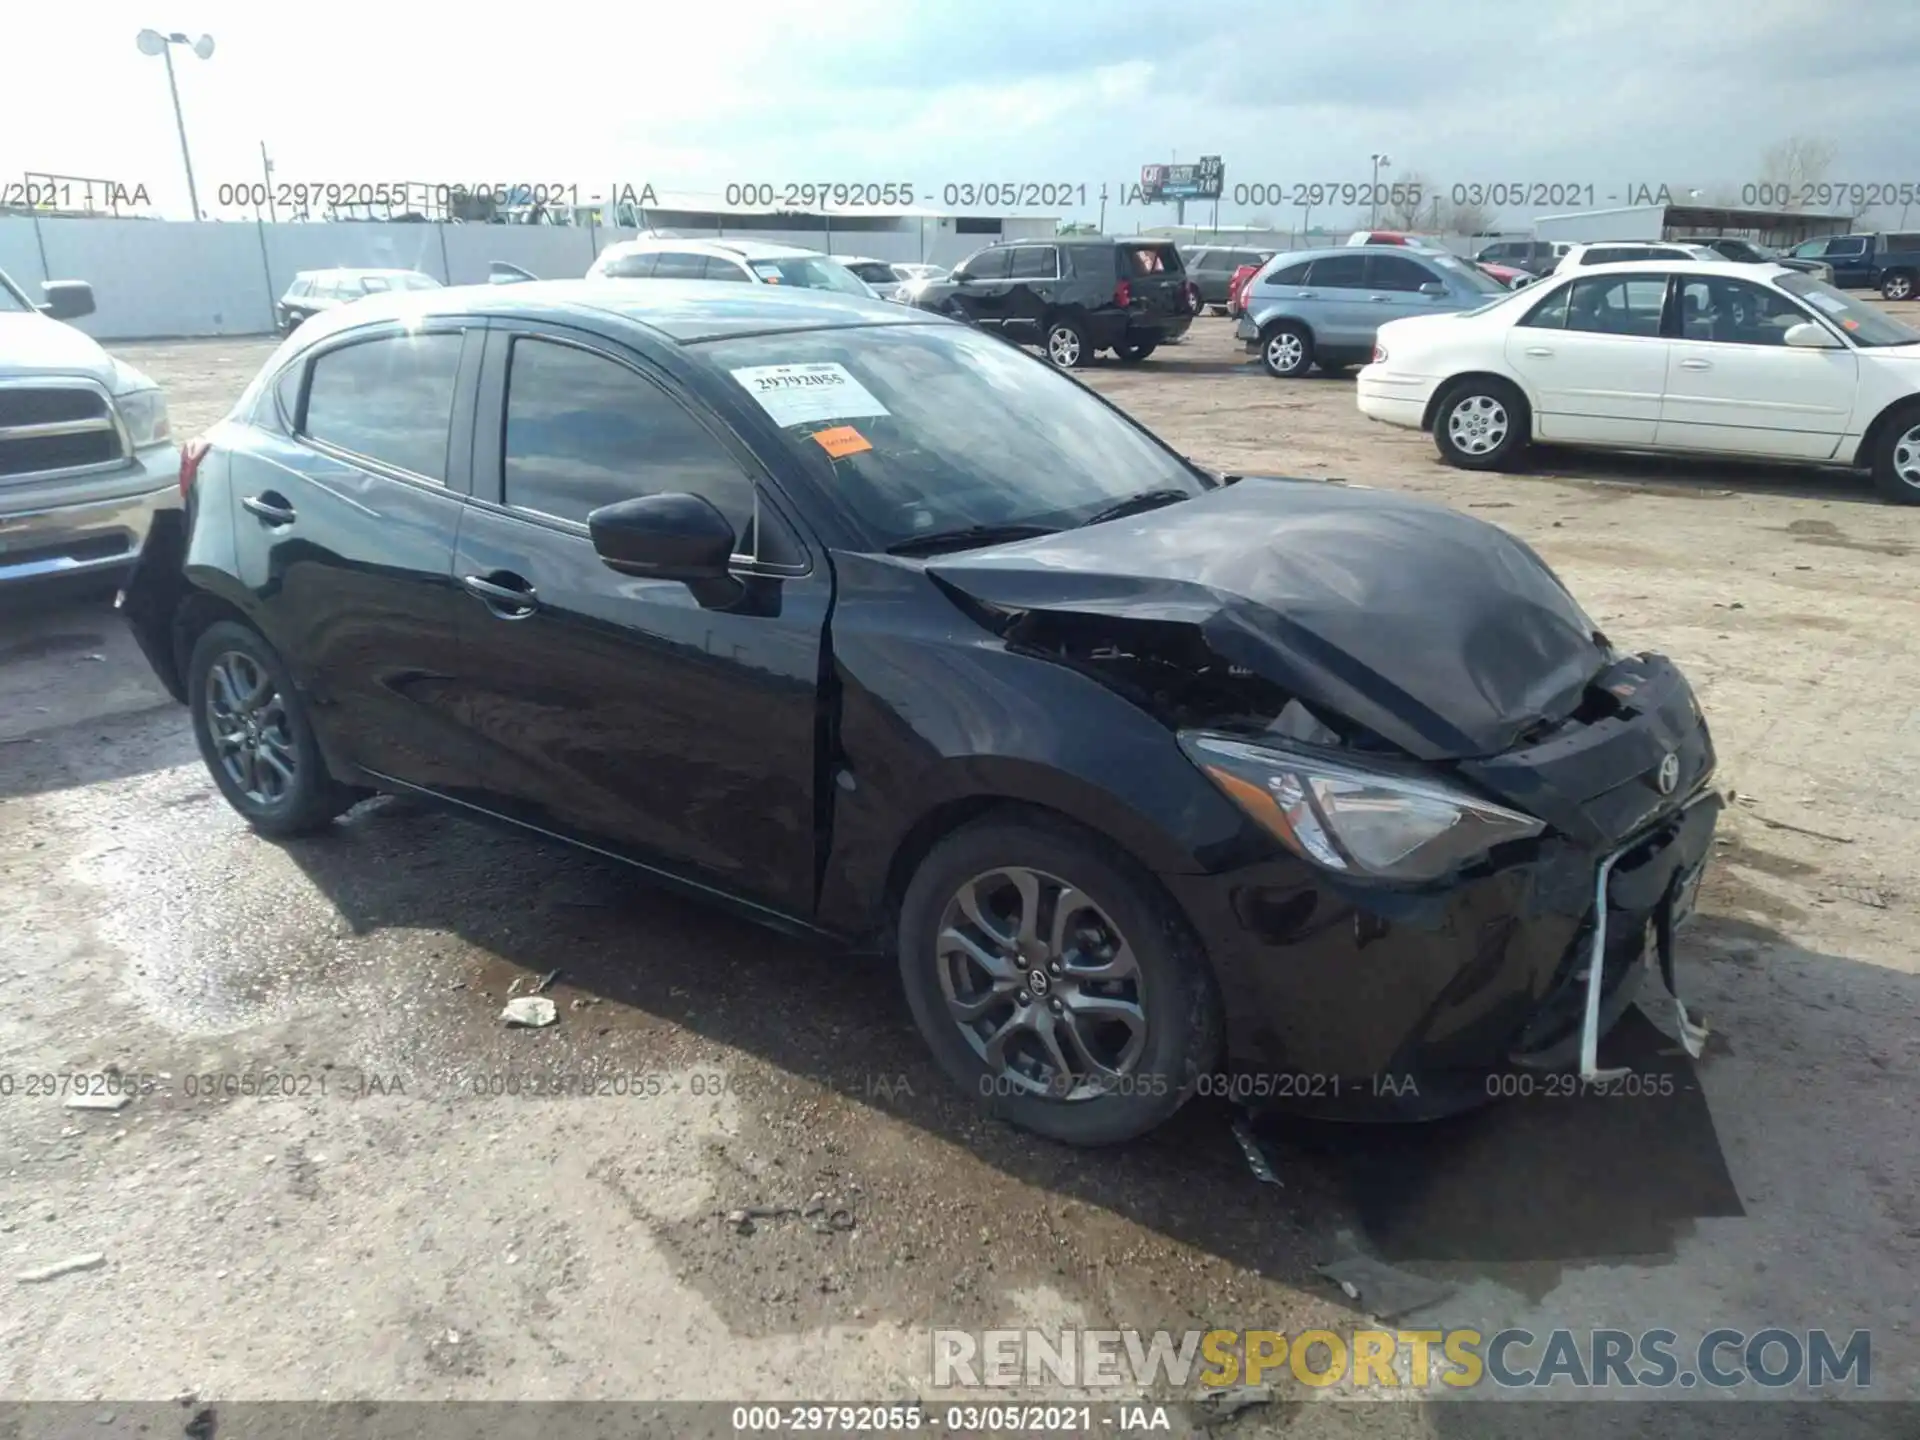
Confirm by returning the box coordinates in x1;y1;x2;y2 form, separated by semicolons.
204;650;297;807
1895;423;1920;491
935;867;1148;1101
1047;326;1082;367
1265;331;1305;374
1448;394;1509;456
1886;274;1914;301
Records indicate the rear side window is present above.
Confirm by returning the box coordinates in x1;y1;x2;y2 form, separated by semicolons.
600;251;658;279
1564;276;1669;336
1827;236;1869;256
502;337;767;551
1304;254;1368;288
361;275;391;293
1883;233;1920;251
701;257;751;282
1267;261;1311;285
303;332;464;481
651;252;706;279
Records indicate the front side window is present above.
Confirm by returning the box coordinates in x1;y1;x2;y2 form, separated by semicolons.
1008;247;1057;280
1676;277;1807;345
699;321;1204;552
1826;236;1869;257
956;248;1012;281
1305;254;1368;288
502;338;763;546
599;251;658;279
651;252;707;279
303;332;464;481
701;257;751;282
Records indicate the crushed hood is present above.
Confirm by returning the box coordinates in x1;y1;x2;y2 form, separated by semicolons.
928;477;1611;761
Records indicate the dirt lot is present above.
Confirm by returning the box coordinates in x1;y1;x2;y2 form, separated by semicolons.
2;315;1917;1434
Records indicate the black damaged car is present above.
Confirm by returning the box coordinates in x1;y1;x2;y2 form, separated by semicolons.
120;281;1722;1146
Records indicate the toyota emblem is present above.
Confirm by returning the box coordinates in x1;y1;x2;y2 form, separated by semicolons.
1656;752;1680;796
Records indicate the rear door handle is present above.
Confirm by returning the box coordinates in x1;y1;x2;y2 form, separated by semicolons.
1368;294;1395;303
1679;358;1712;370
1524;347;1554;358
241;493;296;525
461;572;539;618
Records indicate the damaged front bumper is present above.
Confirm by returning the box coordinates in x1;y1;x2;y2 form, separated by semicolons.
1161;654;1723;1118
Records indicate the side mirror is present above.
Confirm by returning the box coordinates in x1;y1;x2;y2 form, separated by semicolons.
40;281;96;321
589;491;738;589
1783;321;1841;349
1418;281;1447;297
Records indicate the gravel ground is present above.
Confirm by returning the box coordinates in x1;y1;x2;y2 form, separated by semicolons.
1;312;1916;1435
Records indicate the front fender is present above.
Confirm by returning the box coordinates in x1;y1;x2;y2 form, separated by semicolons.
813;557;1260;940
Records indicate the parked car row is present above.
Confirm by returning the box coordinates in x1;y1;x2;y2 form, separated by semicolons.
119;277;1724;1144
1357;259;1920;503
276;269;441;334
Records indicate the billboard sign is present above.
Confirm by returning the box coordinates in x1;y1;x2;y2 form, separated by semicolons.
1140;156;1225;202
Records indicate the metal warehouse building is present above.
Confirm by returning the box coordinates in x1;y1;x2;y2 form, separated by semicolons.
1531;202;1855;248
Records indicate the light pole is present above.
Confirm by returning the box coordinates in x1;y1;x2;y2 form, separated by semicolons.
137;29;215;220
1369;153;1392;228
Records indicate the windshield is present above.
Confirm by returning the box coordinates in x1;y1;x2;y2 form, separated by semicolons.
698;322;1205;549
1430;253;1507;295
1776;274;1920;347
748;257;873;295
0;270;31;312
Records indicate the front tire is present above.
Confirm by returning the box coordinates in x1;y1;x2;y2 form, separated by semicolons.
898;814;1220;1146
1871;405;1920;505
1433;377;1529;471
1882;270;1916;302
1260;321;1313;378
188;620;355;837
1116;341;1157;363
1044;315;1090;369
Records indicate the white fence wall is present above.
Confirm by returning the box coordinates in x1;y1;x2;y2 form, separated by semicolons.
0;214;1062;340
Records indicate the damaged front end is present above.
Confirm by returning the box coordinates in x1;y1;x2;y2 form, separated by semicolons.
926;478;1722;1103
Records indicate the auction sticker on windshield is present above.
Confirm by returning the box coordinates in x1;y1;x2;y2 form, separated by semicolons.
731;363;890;427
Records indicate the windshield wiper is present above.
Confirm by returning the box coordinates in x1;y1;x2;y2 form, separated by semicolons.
1078;488;1193;527
886;522;1061;556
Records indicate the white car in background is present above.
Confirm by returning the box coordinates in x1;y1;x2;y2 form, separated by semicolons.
831;256;949;301
1551;241;1719;274
1357;260;1920;503
587;238;875;295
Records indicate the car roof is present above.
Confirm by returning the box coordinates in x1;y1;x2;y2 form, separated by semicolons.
295;267;433;279
1547;259;1796;279
595;237;825;263
289;278;932;346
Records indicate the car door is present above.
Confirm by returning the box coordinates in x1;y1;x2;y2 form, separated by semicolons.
1002;244;1058;340
446;323;828;917
1821;236;1873;288
1656;275;1858;458
947;246;1014;328
1362;252;1452;327
1503;273;1673;443
231;319;487;789
1297;252;1377;354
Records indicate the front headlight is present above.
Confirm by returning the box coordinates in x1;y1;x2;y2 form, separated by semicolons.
1179;731;1545;883
115;387;172;449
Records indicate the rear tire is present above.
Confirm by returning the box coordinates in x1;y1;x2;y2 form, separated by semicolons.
1260;321;1313;378
1116;341;1158;363
1044;315;1091;369
1870;405;1920;505
898;813;1220;1146
1882;270;1916;302
1433;377;1529;471
187;620;356;837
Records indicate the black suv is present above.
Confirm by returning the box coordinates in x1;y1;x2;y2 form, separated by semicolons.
906;237;1195;367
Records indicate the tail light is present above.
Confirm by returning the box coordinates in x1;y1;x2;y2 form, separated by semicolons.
1372;344;1388;364
178;437;210;500
1113;277;1132;308
1183;280;1199;309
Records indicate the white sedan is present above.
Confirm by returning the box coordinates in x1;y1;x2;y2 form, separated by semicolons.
1357;260;1920;503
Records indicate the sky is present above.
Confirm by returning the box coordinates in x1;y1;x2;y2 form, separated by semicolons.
6;0;1920;229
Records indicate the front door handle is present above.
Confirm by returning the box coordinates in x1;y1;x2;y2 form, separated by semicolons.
461;572;539;618
1369;294;1395;303
241;493;296;525
1679;358;1712;370
1524;346;1554;358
